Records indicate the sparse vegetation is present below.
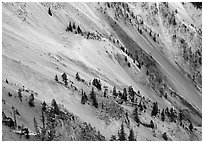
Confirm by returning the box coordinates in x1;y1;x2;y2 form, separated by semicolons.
2;2;202;141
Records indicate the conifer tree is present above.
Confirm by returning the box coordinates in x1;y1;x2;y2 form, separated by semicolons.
18;89;22;101
42;101;47;111
76;72;81;81
73;22;76;29
178;110;183;123
46;109;56;141
61;73;68;86
48;7;52;16
24;128;30;139
28;93;35;107
103;88;107;98
170;107;175;122
33;117;40;138
161;109;165;121
151;102;158;117
54;75;58;82
122;88;128;101
12;107;17;129
69;22;73;32
189;122;193;132
128;128;135;141
128;86;135;103
2;111;7;120
113;86;117;98
133;107;140;124
90;88;98;108
51;99;60;114
118;123;126;141
77;25;82;34
125;56;127;62
81;92;88;104
162;132;168;141
40;101;47;140
110;135;117;141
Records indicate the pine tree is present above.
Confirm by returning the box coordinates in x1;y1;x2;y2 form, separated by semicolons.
81;93;88;104
40;101;46;140
133;107;140;124
151;102;158;117
42;101;47;111
170;107;175;122
51;99;60;114
2;111;7;120
128;128;135;141
128;86;135;103
118;123;126;141
189;122;193;132
54;75;58;82
161;109;165;121
12;108;17;129
110;135;117;141
162;132;168;141
41;109;45;140
81;95;85;104
73;22;76;29
28;93;35;107
61;73;68;86
48;7;52;16
8;92;12;97
69;22;73;32
103;88;107;98
90;88;98;108
24;128;30;139
122;88;128;101
6;79;8;84
18;89;22;101
77;25;82;34
178;110;183;123
46;109;56;141
125;56;127;62
76;72;81;81
33;117;40;138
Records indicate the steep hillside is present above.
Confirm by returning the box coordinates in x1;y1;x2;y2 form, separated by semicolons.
2;2;202;141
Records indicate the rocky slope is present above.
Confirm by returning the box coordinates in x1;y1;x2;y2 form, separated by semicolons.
2;2;202;141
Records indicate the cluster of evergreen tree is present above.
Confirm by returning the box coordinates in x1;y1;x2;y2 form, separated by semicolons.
37;100;60;140
161;107;178;123
92;78;102;90
111;123;136;141
66;22;82;34
191;2;202;9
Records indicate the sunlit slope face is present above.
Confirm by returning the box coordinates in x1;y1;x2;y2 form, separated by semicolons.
2;2;202;141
